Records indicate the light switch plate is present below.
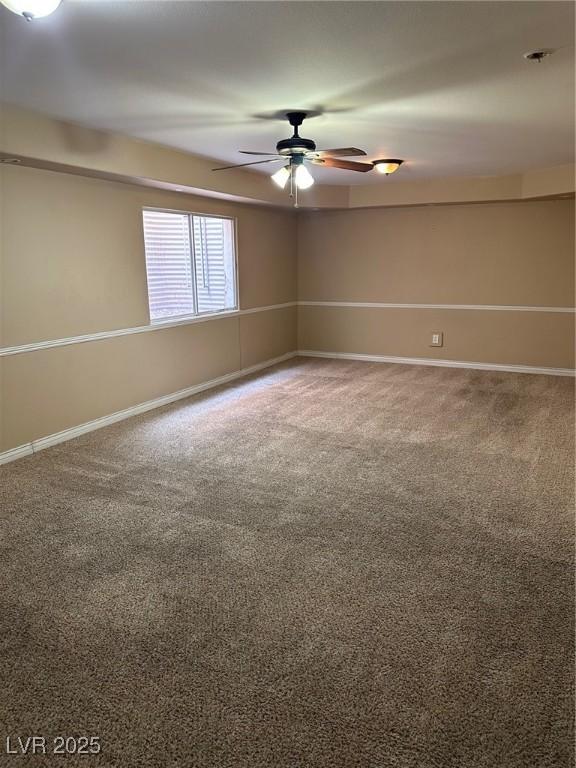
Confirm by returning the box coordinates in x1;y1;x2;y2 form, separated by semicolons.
430;331;443;347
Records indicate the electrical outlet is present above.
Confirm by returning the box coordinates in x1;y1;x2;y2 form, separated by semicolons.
430;331;443;347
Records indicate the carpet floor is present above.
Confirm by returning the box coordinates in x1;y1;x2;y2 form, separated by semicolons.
0;358;574;768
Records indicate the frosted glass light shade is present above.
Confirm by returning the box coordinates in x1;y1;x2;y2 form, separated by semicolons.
294;164;314;189
1;0;62;17
373;159;403;175
271;165;291;189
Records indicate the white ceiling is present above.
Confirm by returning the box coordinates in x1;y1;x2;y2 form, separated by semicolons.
1;1;574;185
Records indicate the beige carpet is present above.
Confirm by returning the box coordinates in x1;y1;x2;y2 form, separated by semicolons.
0;358;574;767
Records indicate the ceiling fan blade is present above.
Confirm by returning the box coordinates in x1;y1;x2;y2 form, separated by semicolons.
313;157;373;172
315;147;367;157
239;151;281;156
212;158;282;171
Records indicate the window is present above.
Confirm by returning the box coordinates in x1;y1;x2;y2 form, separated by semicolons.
142;209;237;323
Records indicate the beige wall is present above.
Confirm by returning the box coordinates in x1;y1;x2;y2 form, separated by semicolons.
1;163;574;457
1;165;296;347
239;307;297;370
297;200;575;369
298;201;575;305
298;306;574;369
0;165;297;452
2;319;240;450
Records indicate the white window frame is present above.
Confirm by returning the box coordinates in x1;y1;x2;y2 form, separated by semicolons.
143;207;239;326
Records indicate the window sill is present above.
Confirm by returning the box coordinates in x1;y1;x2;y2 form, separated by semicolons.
149;308;240;328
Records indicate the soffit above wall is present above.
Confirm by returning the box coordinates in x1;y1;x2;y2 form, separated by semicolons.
0;1;573;186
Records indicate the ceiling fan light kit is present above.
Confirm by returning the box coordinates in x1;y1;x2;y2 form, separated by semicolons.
0;0;61;19
272;153;313;188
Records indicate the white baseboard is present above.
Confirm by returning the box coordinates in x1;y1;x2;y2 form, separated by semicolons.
297;350;576;377
0;444;35;465
0;352;297;467
2;348;573;467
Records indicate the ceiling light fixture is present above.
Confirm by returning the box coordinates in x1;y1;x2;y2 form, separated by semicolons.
0;0;61;20
373;159;404;176
214;112;371;207
270;158;315;207
271;165;291;189
294;164;314;190
271;161;315;191
523;49;554;63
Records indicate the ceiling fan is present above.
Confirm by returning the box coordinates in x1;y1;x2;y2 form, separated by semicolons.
212;111;374;206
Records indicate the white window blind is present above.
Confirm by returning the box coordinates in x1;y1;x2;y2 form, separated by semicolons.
193;216;236;314
143;211;195;321
142;209;237;323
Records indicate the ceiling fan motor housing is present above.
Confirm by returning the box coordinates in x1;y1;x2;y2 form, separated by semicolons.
277;111;316;155
276;136;316;155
